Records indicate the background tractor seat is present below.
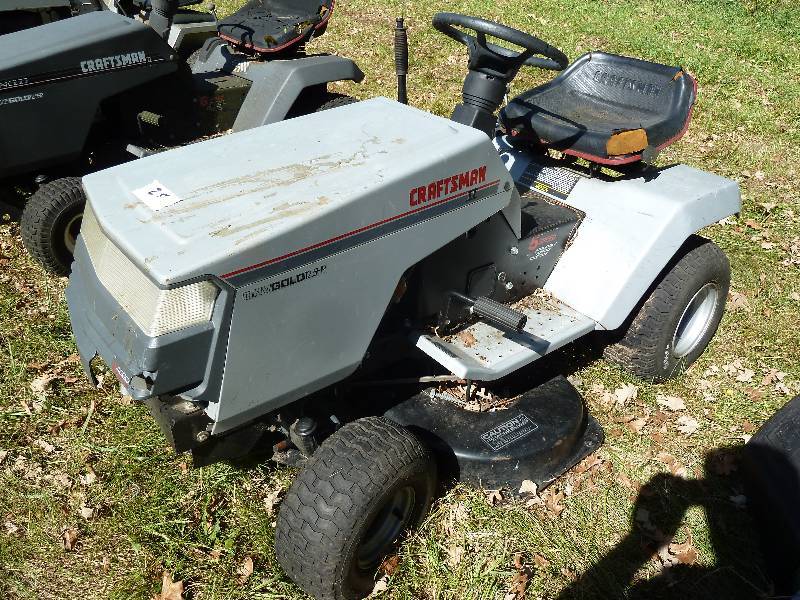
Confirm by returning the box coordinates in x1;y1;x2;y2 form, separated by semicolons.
217;0;333;54
500;52;697;165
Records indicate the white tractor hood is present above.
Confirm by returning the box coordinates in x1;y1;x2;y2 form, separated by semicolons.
81;97;512;286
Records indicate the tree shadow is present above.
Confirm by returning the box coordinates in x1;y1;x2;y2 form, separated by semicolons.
556;444;799;599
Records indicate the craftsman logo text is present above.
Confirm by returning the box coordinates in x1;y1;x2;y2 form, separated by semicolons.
80;51;148;73
593;70;660;96
409;165;487;207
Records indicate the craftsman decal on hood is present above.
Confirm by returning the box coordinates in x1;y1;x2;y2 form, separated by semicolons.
409;165;487;207
80;51;149;73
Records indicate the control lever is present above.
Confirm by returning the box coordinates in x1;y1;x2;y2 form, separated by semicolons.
449;291;527;332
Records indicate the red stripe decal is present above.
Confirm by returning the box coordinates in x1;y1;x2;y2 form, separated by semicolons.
221;179;501;279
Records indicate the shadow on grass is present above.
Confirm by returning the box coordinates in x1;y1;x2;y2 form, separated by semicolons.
556;443;798;600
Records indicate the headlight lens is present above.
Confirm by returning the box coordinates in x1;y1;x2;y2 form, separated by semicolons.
81;205;218;337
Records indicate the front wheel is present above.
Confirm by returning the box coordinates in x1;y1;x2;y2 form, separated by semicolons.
275;416;436;600
604;235;731;382
21;177;86;276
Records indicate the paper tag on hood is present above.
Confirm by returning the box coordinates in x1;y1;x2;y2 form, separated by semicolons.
132;180;181;211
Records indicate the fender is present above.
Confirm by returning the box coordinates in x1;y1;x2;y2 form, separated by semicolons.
496;136;741;330
232;54;365;132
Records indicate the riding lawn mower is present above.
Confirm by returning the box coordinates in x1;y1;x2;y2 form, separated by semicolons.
0;0;362;274
65;12;739;599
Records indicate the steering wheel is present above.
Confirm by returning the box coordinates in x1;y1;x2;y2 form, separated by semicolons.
432;13;568;78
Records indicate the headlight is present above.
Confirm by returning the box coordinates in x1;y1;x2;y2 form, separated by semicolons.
81;205;218;337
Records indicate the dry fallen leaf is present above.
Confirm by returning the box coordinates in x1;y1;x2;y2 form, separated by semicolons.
533;553;550;569
709;452;738;476
457;331;477;347
34;439;55;454
79;505;94;520
4;520;19;535
519;480;538;495
237;556;254;584
62;527;79;551
657;452;688;478
379;554;400;576
730;494;747;508
485;489;504;506
617;473;640;494
668;532;698;565
264;488;283;516
656;395;685;411
676;415;700;436
618;414;647;434
736;368;755;383
613;383;638;407
574;453;604;475
446;545;464;567
728;290;749;310
30;374;58;400
544;490;566;517
79;468;96;486
370;574;389;596
152;571;184;600
505;553;532;600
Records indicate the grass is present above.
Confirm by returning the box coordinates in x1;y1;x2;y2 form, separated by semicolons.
1;0;799;598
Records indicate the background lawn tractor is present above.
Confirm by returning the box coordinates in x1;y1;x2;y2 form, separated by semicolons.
0;0;217;39
66;12;740;600
0;0;362;274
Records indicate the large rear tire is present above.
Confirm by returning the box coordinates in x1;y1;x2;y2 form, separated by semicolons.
286;91;357;118
21;177;85;276
275;416;436;600
604;235;730;382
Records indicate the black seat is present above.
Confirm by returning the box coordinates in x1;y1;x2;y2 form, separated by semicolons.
217;0;333;55
500;52;696;165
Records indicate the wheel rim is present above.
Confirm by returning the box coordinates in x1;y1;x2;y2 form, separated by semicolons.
356;486;416;571
63;212;83;254
672;283;720;358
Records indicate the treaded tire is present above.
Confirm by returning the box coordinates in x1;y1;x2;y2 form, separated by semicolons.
21;177;86;276
287;92;357;118
275;416;436;600
604;235;730;382
313;94;358;112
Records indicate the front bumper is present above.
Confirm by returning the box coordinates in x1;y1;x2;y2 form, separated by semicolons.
66;237;216;401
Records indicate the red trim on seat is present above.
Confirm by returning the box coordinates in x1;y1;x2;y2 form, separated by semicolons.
218;0;335;54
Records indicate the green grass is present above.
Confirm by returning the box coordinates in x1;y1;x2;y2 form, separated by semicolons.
2;0;799;597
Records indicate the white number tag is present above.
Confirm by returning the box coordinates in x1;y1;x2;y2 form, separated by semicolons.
133;180;181;211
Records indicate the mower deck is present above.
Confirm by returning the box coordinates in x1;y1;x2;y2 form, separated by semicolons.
385;376;603;490
414;297;595;380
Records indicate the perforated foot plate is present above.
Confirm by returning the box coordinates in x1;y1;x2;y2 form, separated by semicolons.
414;297;595;380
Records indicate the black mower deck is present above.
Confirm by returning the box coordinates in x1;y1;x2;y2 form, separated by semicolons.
385;376;603;491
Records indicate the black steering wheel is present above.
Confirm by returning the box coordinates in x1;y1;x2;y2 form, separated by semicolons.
432;13;568;78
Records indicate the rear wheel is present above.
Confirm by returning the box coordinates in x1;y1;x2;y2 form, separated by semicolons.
275;416;436;600
604;235;730;382
286;90;357;118
21;177;86;276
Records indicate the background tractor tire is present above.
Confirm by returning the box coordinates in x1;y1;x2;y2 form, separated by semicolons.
286;90;357;118
21;177;86;276
604;235;730;382
275;416;436;600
